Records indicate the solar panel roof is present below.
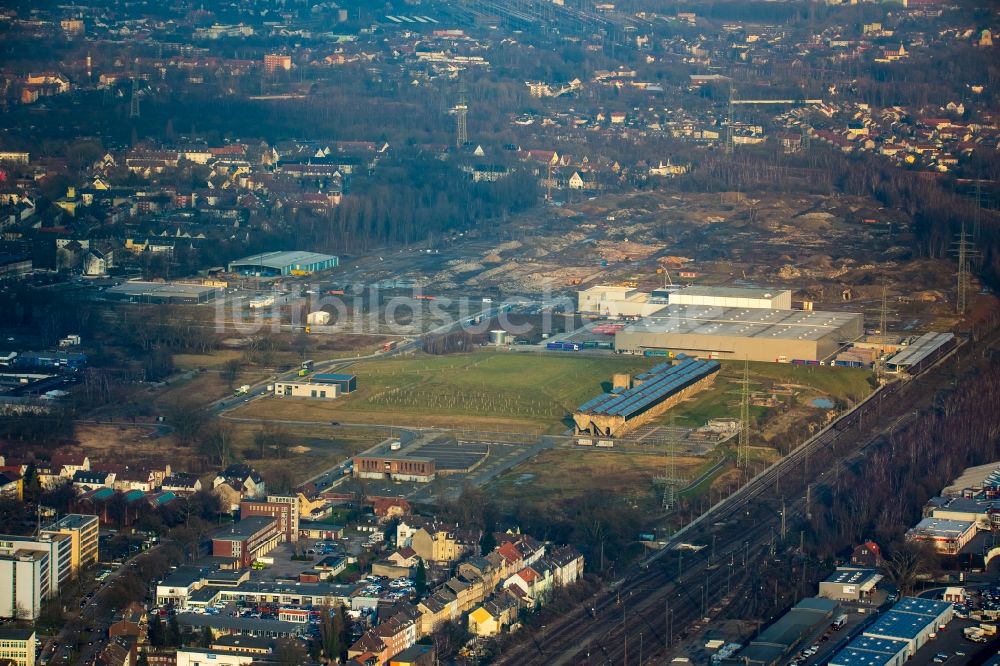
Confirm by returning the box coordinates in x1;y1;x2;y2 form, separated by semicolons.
578;358;720;418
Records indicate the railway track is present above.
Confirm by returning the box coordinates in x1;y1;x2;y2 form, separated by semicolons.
497;333;990;665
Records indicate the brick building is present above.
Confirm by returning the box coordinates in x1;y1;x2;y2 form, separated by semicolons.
212;517;281;568
240;495;299;542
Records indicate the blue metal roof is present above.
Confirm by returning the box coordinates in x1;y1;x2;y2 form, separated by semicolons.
577;358;720;419
91;487;114;500
892;596;952;617
865;610;936;640
830;635;909;666
150;491;177;506
829;648;898;666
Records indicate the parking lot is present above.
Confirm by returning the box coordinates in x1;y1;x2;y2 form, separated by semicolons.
413;437;489;471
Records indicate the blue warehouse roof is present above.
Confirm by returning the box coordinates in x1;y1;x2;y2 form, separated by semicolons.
865;610;937;640
829;647;899;666
578;357;720;419
829;635;909;666
891;597;952;617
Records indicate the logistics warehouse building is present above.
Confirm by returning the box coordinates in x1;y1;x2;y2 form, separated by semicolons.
574;356;720;438
104;281;219;304
228;251;339;277
667;286;792;310
614;305;864;363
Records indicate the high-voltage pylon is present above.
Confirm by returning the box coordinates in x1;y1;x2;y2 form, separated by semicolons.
974;179;982;241
453;78;468;148
876;280;889;378
129;77;140;118
879;280;888;350
737;358;751;472
129;59;140;119
953;223;978;316
725;82;735;153
654;416;685;510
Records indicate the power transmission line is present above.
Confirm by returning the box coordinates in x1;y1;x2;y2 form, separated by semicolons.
952;223;978;316
737;358;751;475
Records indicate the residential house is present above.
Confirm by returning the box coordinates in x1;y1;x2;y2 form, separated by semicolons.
0;473;21;500
417;588;459;636
388;644;435;666
72;470;114;492
161;473;202;495
51;452;90;479
97;635;137;666
468;591;520;637
503;565;554;607
410;523;481;565
348;605;420;666
213;464;267;506
545;546;585;586
567;171;600;191
35;463;64;490
851;541;883;568
372;498;411;523
648;160;688;177
372;547;420;578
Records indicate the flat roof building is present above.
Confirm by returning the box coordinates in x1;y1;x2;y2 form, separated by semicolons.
43;513;99;572
240;495;299;543
818;567;883;601
0;532;72;594
273;381;339;400
212;517;281;569
577;285;669;318
722;597;839;666
0;550;50;619
924;495;998;530
885;332;955;374
614;305;864;362
668;286;793;310
828;635;909;666
905;517;976;555
228;251;339;277
104;281;219;304
862;597;953;656
353;455;436;483
574;357;720;438
0;627;37;666
312;373;357;393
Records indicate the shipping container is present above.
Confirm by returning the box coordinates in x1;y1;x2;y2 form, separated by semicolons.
546;342;563;350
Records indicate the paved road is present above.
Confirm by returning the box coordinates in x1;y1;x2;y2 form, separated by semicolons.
45;545;163;665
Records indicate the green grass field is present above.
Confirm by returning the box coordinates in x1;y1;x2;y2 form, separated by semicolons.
339;351;658;421
239;351;874;434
